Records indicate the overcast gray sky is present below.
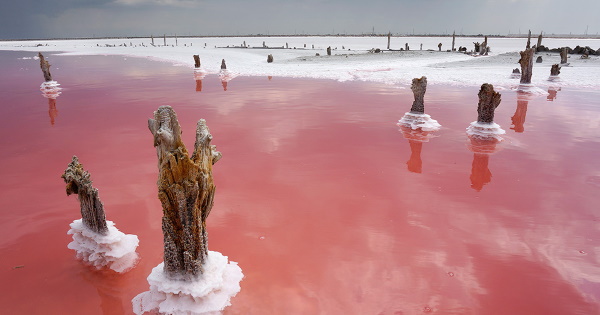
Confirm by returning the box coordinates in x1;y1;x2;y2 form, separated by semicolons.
1;0;599;39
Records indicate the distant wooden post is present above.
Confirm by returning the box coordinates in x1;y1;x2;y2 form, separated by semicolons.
286;42;289;49
438;43;442;51
405;43;409;51
536;32;542;51
477;83;501;124
267;54;273;63
151;35;154;46
420;43;423;50
175;34;178;46
262;41;266;48
193;55;201;68
480;36;488;55
38;52;53;82
387;32;391;50
536;56;543;63
221;59;227;70
163;34;166;46
243;41;246;48
526;30;531;49
519;47;535;84
327;46;332;55
550;64;561;76
560;48;568;64
452;31;456;51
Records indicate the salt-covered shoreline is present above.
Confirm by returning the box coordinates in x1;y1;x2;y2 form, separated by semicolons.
2;36;598;88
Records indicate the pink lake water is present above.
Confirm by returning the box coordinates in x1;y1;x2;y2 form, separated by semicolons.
1;50;600;315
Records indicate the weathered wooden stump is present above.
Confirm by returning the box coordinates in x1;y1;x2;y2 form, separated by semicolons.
262;41;266;48
327;46;331;56
267;54;273;63
38;53;53;82
550;64;561;76
477;83;501;123
438;43;442;51
512;68;521;74
148;106;222;280
519;48;535;84
193;55;201;68
410;76;427;114
387;32;391;50
163;34;166;46
480;36;488;55
526;30;531;49
536;32;543;52
420;43;423;50
536;56;543;63
473;42;480;53
62;156;108;235
221;59;227;70
405;43;409;51
560;48;568;64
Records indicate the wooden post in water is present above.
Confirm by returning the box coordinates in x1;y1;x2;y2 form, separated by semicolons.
560;48;568;64
438;43;442;51
267;54;273;63
477;83;501;124
151;35;154;46
62;156;109;235
519;47;535;84
327;46;332;56
221;59;227;70
410;76;427;114
38;52;52;82
536;31;542;51
193;55;201;68
387;32;391;50
526;30;531;49
163;34;166;46
148;106;222;280
550;64;561;76
452;31;456;51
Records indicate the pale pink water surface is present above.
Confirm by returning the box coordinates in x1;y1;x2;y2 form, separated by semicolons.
1;51;600;314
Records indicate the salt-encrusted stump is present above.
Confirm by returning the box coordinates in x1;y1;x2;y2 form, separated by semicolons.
220;59;227;70
550;64;561;76
438;43;442;51
193;55;201;68
536;56;543;63
398;76;441;132
526;30;531;49
480;36;488;55
327;46;332;56
62;156;139;272
452;31;456;51
267;54;273;63
38;52;52;82
519;47;535;84
466;84;505;140
536;32;543;51
512;68;520;74
133;106;242;315
473;42;480;53
560;48;568;64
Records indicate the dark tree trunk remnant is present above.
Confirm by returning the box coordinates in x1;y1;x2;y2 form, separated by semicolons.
410;76;427;114
148;106;222;280
536;56;543;63
405;43;409;51
480;36;488;55
267;54;273;63
519;47;535;84
477;83;502;124
526;30;531;49
560;47;568;64
327;46;332;56
438;43;442;51
221;59;227;70
163;34;166;46
452;31;456;51
473;42;480;53
387;32;391;50
151;35;154;46
38;53;53;82
536;32;543;51
512;68;521;74
62;156;108;235
193;55;201;68
550;64;561;76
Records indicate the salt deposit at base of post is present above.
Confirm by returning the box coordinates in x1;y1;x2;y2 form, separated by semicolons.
466;121;506;141
398;112;442;131
67;219;139;273
132;251;243;315
2;36;599;89
40;81;62;99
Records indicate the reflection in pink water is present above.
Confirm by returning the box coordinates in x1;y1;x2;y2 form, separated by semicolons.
1;51;600;314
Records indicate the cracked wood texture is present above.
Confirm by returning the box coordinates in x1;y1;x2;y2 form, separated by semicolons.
410;76;427;114
62;156;108;235
477;83;501;124
148;106;222;280
38;52;52;82
519;47;535;84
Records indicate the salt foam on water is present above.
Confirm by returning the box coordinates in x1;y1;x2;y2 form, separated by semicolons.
398;112;442;132
132;251;243;315
67;219;139;273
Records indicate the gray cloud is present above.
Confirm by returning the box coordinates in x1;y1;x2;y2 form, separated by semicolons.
1;0;599;39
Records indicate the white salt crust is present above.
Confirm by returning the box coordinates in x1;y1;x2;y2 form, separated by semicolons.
398;112;442;132
67;219;139;273
466;121;506;141
40;81;62;99
132;251;243;315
